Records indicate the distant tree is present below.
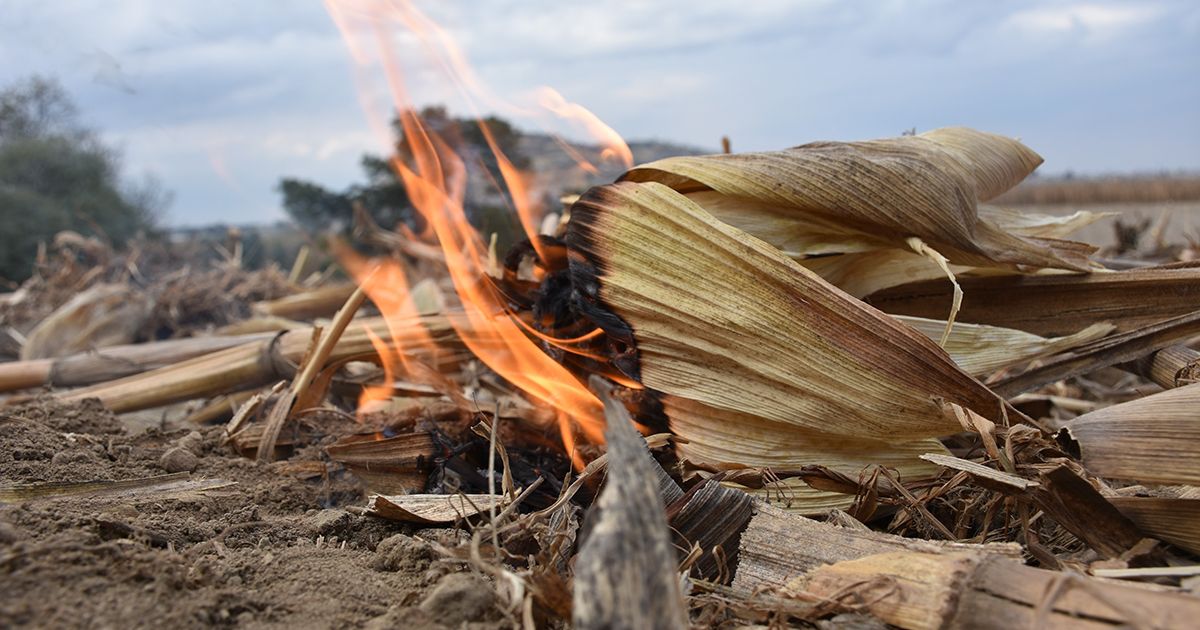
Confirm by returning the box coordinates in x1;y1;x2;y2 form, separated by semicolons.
0;76;165;282
278;106;526;245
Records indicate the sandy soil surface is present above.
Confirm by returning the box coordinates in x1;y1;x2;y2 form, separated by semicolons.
0;398;507;629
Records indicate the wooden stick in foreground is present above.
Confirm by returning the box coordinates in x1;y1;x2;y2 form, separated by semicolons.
572;392;686;630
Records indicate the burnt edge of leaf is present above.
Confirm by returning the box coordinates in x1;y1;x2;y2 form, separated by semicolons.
1055;426;1082;461
564;186;642;383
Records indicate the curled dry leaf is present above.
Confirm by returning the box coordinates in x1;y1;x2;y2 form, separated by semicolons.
21;283;153;360
621;127;1092;271
1061;383;1200;486
567;180;1015;441
895;316;1114;377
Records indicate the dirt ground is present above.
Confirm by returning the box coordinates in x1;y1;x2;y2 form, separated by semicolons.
0;398;507;629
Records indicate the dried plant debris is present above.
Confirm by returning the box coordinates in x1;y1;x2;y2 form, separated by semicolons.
567;181;1015;439
6;125;1200;629
19;284;152;360
868;265;1200;336
1061;384;1200;486
622;127;1090;271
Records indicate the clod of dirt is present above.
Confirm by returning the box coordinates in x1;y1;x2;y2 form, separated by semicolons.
365;605;447;630
49;449;97;467
419;572;501;626
173;430;204;454
304;508;354;537
159;446;200;473
373;533;436;573
0;520;22;544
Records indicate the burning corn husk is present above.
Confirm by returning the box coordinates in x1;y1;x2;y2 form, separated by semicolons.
562;179;1038;510
567;181;1014;440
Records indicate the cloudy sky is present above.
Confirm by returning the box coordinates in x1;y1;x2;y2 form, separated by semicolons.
2;0;1197;226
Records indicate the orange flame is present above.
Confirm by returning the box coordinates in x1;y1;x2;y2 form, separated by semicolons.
326;0;622;455
536;87;634;170
337;244;438;414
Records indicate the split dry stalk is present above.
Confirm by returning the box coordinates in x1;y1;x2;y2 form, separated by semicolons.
0;332;274;393
252;282;358;320
733;503;1200;629
56;313;462;413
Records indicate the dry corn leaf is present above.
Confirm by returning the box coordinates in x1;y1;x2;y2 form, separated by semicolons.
978;205;1113;239
669;397;945;514
622;127;1091;272
867;265;1200;336
895;316;1114;377
1108;496;1200;555
668;396;947;471
567;181;1016;441
0;472;232;504
1062;383;1200;486
364;493;502;525
21;283;153;360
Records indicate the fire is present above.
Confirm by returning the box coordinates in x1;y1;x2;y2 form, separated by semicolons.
325;0;635;456
336;244;437;413
536;87;634;170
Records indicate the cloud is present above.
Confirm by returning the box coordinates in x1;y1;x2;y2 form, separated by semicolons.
0;0;1196;226
1006;2;1161;36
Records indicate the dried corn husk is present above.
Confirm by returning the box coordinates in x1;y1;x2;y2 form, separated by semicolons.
799;248;977;299
20;283;153;360
797;208;1106;300
978;205;1113;239
1062;383;1200;486
364;493;502;524
868;266;1200;336
567;181;1015;441
1108;496;1200;554
325;432;435;494
668;397;946;475
622;127;1091;271
895;317;1114;376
